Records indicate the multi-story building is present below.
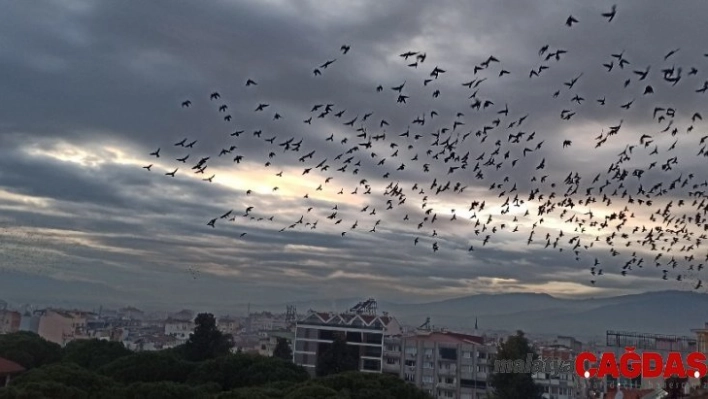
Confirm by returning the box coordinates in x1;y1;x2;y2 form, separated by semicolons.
217;316;241;335
692;322;708;355
584;330;700;394
533;345;578;399
36;309;91;346
258;330;295;357
0;310;21;334
164;318;194;341
383;329;495;399
293;298;402;377
118;307;144;321
19;311;40;333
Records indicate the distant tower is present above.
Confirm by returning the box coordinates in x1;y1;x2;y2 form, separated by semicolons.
285;305;296;324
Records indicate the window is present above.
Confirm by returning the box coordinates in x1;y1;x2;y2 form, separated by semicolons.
439;347;458;360
404;373;415;382
423;362;434;369
362;359;380;371
318;329;335;340
405;347;417;355
463;351;472;358
478;351;487;359
422;376;434;384
363;346;382;357
347;331;363;343
364;332;383;344
461;365;472;373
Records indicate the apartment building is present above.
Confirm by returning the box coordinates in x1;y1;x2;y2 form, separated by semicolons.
258;330;294;357
383;330;496;399
0;310;21;334
585;330;700;394
37;309;91;346
692;322;708;354
164;318;194;341
293;298;402;377
533;345;578;399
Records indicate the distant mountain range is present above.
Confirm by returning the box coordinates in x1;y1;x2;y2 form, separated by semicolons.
4;272;707;342
266;290;708;341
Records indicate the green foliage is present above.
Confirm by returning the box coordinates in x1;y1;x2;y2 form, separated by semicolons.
9;362;117;396
62;339;132;369
272;337;292;361
0;381;89;399
119;381;213;399
98;351;196;384
313;372;434;399
315;332;359;377
214;387;283;399
282;384;343;399
187;353;309;390
489;330;543;399
0;332;62;369
0;332;433;399
180;313;235;362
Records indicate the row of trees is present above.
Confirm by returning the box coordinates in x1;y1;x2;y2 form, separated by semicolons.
0;313;434;399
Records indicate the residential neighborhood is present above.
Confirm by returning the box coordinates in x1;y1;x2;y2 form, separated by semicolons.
3;299;708;398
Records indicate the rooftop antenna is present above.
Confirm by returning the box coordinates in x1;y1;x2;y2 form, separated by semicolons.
418;317;431;331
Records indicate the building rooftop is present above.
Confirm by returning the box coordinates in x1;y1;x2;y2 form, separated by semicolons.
0;357;25;376
298;311;395;329
406;330;485;345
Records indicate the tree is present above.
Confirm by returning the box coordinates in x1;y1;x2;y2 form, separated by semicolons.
0;332;62;369
8;362;118;398
273;338;293;361
187;353;309;391
489;330;543;399
315;332;359;377
180;313;234;362
62;339;132;370
315;371;434;399
98;351;196;384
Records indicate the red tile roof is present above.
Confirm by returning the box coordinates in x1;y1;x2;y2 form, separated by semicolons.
0;357;24;375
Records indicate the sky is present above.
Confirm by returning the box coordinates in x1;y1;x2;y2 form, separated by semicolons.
2;0;708;311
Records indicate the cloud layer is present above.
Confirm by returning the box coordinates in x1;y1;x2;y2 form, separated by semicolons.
2;0;708;310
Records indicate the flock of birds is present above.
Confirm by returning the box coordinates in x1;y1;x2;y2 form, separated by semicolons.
142;4;708;290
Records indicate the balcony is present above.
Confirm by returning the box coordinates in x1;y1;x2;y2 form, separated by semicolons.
437;381;457;390
383;362;400;372
438;367;457;376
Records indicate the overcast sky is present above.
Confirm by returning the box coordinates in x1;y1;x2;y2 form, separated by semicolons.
1;0;708;311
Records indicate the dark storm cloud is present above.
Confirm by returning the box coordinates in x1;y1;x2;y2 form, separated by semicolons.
1;0;707;307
